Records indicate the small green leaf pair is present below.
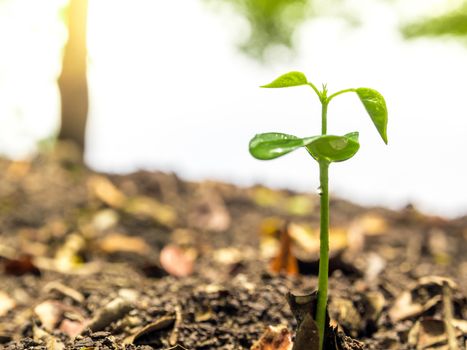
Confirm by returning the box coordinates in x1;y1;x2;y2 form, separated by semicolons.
251;71;388;165
249;132;360;163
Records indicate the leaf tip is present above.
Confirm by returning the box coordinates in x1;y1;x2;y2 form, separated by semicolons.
379;128;388;145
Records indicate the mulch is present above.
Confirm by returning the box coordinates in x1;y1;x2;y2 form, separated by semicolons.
0;145;466;349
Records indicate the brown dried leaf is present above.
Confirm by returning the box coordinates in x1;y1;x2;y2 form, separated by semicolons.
285;195;315;216
418;276;458;290
124;196;177;227
54;233;86;272
351;213;388;236
408;318;450;350
288;223;348;258
389;276;462;323
212;246;255;265
4;255;41;276
59;319;87;338
126;315;175;344
33;256;101;275
364;253;386;281
188;190;231;232
328;297;362;338
88;175;126;208
92;209;119;232
259;217;283;259
260;217;284;236
250;325;293;350
451;319;467;334
252;187;284;208
269;224;298;276
87;297;133;332
389;291;441;322
364;291;386;321
43;281;85;304
288;223;319;255
160;245;195;277
0;291;16;317
34;301;64;331
98;233;152;255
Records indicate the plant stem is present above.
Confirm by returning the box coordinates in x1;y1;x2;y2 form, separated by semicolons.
327;88;356;103
316;98;330;350
316;160;329;350
307;82;321;100
321;101;328;134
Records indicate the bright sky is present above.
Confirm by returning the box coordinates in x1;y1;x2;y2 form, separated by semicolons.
0;0;466;217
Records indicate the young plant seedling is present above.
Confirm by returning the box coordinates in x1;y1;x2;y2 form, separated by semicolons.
249;71;388;350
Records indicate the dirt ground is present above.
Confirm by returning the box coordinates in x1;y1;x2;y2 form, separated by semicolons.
0;145;466;349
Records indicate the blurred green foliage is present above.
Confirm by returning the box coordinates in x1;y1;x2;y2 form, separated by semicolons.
205;0;312;61
402;1;467;39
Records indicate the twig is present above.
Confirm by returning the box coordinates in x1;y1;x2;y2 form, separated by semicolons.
442;281;459;350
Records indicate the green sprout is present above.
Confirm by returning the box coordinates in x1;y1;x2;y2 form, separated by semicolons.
249;71;388;349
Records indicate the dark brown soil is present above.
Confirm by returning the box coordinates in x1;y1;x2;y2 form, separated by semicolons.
0;145;466;349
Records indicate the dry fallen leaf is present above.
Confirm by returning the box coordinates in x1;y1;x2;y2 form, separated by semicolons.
54;233;86;272
160;245;196;277
87;297;133;332
124;196;177;227
288;223;348;258
188;190;231;232
389;291;440;322
88;175;126;208
351;213;388;236
288;223;319;255
269;224;298;276
34;301;64;331
364;291;386;322
389;276;459;323
285;195;315;216
4;255;41;276
250;325;293;350
59;319;87;338
34;300;86;334
451;319;467;334
43;281;85;304
126;315;176;345
408;318;450;350
328;297;362;338
259;217;284;259
92;209;119;232
98;232;152;255
0;291;16;317
364;253;386;282
252;187;284;208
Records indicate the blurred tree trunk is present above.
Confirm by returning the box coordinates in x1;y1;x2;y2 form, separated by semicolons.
58;0;88;155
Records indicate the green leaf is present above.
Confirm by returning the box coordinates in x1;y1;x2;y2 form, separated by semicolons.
249;132;317;160
261;71;308;88
356;88;388;144
249;132;360;163
305;132;360;163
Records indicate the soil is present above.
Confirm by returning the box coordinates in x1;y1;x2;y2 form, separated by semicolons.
0;144;466;350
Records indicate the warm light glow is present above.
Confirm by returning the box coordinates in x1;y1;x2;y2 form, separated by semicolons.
0;0;466;216
0;0;67;157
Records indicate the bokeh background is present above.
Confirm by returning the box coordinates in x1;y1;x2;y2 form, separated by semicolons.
0;0;466;217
